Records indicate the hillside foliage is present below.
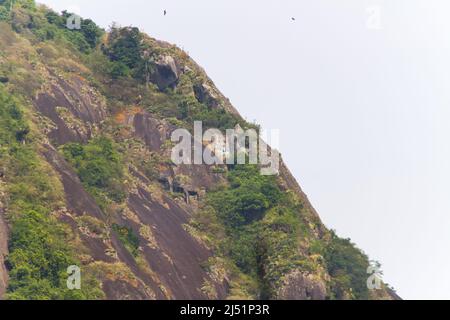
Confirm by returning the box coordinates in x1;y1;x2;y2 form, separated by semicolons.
0;87;103;300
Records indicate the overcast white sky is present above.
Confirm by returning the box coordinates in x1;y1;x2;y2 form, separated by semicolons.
38;0;450;300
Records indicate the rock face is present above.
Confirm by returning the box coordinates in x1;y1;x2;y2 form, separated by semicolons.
43;144;228;300
34;75;107;146
194;83;221;109
151;55;181;90
276;270;327;300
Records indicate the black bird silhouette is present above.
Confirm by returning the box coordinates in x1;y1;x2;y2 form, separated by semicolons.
291;17;296;21
164;10;167;16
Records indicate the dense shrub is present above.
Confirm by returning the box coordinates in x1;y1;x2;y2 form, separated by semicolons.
205;164;301;297
112;224;140;257
102;25;159;82
79;18;103;48
105;26;143;69
207;165;282;228
0;5;9;21
62;137;127;204
324;231;370;299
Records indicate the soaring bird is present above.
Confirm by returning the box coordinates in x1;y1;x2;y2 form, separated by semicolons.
164;10;167;16
291;17;296;21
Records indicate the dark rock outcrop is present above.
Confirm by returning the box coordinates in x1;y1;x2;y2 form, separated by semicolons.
151;55;181;90
194;83;221;109
131;112;171;152
128;188;228;299
34;76;106;145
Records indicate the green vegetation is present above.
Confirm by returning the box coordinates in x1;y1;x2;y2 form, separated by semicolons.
61;137;127;207
0;6;9;22
112;224;140;257
323;231;370;300
198;163;373;299
105;26;143;70
208;165;282;228
175;96;242;132
102;25;156;81
200;164;307;298
0;0;103;53
0;86;102;299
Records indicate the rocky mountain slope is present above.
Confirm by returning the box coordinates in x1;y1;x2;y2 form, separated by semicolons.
0;1;398;300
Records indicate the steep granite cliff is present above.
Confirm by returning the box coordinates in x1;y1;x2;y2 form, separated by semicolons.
0;1;398;300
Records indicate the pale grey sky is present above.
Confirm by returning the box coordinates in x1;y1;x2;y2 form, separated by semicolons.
38;0;450;300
